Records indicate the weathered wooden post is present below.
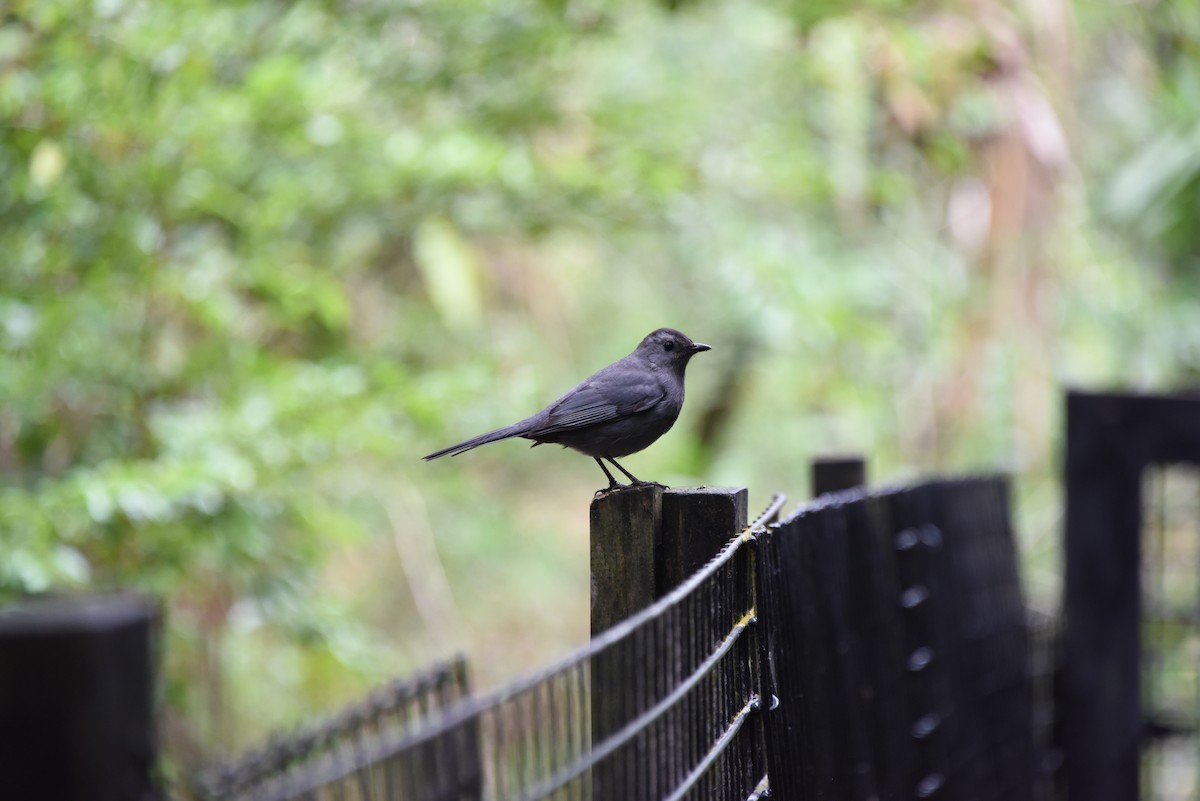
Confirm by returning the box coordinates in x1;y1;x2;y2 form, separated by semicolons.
664;487;751;796
590;483;750;798
590;484;665;634
0;593;159;801
590;484;748;628
811;455;866;498
589;483;749;629
590;484;663;799
660;486;748;594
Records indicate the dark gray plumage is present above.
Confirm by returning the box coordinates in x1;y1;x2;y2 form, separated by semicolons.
423;328;711;489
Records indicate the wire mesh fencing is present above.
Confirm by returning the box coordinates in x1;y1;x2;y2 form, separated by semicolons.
194;656;476;801
196;495;782;801
1029;608;1062;801
1141;464;1200;801
197;476;1043;801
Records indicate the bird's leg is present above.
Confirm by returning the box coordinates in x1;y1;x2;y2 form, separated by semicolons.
605;457;641;484
606;457;667;488
594;457;624;491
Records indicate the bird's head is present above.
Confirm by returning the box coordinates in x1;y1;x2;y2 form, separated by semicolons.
635;328;711;372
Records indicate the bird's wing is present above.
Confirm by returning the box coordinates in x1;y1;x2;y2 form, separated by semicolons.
527;373;663;437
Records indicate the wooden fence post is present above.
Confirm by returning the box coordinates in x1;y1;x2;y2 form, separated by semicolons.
590;484;751;799
0;593;159;801
590;484;665;635
590;484;663;799
811;455;867;498
664;487;753;797
590;484;751;631
660;487;748;595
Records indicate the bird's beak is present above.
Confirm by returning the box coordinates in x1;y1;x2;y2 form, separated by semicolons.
690;342;712;353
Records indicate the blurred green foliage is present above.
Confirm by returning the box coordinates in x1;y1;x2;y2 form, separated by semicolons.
2;0;1198;782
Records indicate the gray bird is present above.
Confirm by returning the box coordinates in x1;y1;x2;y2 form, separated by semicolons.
424;328;711;489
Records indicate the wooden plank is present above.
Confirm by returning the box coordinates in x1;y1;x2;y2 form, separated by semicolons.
659;486;748;596
590;484;664;636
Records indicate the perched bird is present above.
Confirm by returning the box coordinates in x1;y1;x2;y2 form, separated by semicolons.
424;328;711;489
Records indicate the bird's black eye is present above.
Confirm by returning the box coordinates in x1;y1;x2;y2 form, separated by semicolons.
663;341;675;352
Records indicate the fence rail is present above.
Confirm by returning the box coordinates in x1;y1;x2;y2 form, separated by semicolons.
195;474;1046;801
24;397;1200;799
1063;391;1200;801
198;493;784;801
194;656;475;801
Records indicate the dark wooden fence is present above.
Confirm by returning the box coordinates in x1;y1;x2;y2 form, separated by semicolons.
1063;390;1200;801
0;593;160;801
194;656;475;800
0;473;1047;801
23;392;1200;799
754;476;1037;801
182;469;1046;801
195;489;777;801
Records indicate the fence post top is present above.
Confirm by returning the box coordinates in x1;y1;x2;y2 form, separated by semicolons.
663;486;749;498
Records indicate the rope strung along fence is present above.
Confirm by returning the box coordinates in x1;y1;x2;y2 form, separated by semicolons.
199;495;786;801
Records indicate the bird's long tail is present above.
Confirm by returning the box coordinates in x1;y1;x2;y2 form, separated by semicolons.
423;422;530;460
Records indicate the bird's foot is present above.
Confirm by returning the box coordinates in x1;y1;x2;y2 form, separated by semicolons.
593;480;666;498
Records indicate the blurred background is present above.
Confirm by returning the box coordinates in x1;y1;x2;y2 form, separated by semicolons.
2;0;1199;784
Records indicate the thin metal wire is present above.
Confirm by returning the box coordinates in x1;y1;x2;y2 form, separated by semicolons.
750;494;787;532
744;775;770;800
194;655;471;800
513;611;755;801
664;694;761;801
